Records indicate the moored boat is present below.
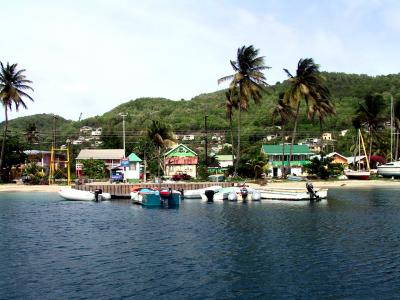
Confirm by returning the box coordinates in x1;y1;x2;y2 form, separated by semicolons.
377;161;400;178
58;189;111;201
344;170;370;180
183;185;222;199
201;186;260;202
258;187;328;201
131;187;181;207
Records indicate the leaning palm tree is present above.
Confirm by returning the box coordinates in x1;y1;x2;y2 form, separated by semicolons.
224;88;239;169
218;45;269;175
283;58;330;172
310;98;336;154
355;93;386;162
0;62;34;173
147;120;176;177
271;92;295;177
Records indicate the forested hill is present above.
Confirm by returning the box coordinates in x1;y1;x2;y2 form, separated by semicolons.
2;72;400;144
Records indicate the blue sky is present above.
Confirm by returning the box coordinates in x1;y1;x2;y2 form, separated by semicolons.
2;0;400;121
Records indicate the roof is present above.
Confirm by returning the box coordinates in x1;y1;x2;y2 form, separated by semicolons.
215;155;235;161
76;149;125;160
128;153;142;162
24;150;51;155
310;152;348;161
165;144;197;157
347;155;366;164
261;144;312;155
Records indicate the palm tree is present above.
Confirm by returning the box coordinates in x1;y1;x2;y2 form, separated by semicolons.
147;120;176;177
310;98;336;154
283;58;330;172
224;88;239;169
355;93;386;162
0;62;34;174
25;123;39;146
394;98;400;160
218;45;269;175
271;92;295;177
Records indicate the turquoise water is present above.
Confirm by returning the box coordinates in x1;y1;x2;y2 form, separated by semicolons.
0;188;400;299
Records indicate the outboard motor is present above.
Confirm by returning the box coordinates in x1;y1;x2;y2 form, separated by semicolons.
178;188;184;198
306;181;319;201
240;187;249;202
94;189;102;202
204;190;215;203
252;191;261;201
159;188;172;207
228;192;237;201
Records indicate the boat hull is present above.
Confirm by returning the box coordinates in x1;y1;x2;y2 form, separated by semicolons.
131;189;181;207
259;188;328;201
344;170;370;180
377;164;400;178
58;189;94;201
183;186;222;199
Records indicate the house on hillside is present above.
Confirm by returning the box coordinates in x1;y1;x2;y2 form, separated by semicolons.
207;154;235;174
261;144;313;177
164;144;198;178
23;150;66;172
310;152;349;165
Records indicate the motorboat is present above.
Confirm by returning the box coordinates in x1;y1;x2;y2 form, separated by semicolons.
258;187;328;201
131;187;181;207
58;188;111;201
183;185;222;199
201;186;261;202
377;161;400;178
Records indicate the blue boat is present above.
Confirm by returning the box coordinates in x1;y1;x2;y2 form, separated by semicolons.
131;188;181;207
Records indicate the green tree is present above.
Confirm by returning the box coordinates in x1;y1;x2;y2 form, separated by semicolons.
218;45;269;175
25;123;39;147
0;134;26;182
245;152;269;179
0;62;34;177
272;92;295;177
310;98;336;153
81;159;107;179
283;58;330;172
304;156;344;179
355;93;386;161
147;120;175;177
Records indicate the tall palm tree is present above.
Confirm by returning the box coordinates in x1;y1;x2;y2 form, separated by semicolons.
0;62;34;173
271;92;295;177
355;93;386;162
283;58;330;172
310;98;336;154
218;45;269;175
224;88;239;169
394;98;400;160
147;120;176;177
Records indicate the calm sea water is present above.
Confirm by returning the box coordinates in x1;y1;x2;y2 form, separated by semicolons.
1;188;400;299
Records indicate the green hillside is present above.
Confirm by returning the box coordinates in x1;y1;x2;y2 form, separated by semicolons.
2;71;399;154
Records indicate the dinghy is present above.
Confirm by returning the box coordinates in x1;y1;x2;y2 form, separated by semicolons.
58;189;111;201
183;185;222;199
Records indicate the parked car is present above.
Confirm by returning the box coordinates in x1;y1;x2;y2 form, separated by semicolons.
110;169;124;183
172;172;191;181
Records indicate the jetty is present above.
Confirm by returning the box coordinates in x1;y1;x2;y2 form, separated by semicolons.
74;182;232;197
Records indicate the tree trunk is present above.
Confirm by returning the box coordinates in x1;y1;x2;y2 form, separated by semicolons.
234;105;241;176
229;115;235;172
288;101;301;175
281;127;285;178
143;152;147;182
0;106;9;177
396;129;399;161
320;118;324;160
157;146;161;178
368;128;372;165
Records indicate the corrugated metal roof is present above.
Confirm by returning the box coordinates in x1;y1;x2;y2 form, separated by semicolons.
262;144;312;155
76;149;125;160
215;155;234;161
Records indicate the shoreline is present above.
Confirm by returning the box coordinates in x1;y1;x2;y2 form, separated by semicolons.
0;179;399;193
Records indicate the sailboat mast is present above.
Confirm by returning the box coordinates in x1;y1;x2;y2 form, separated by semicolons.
390;93;394;161
360;129;371;171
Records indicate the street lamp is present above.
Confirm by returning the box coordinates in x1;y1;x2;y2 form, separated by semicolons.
119;112;128;158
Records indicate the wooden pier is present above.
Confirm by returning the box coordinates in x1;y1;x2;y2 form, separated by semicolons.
74;182;232;197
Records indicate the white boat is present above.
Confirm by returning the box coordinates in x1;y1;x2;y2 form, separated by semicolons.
183;185;222;199
58;189;111;201
377;161;400;178
344;169;370;180
201;186;260;202
258;187;327;201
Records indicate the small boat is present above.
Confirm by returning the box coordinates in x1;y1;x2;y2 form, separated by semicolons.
183;185;222;199
258;187;328;201
131;187;181;207
377;161;400;178
287;175;304;181
201;186;260;202
58;189;111;201
344;169;370;180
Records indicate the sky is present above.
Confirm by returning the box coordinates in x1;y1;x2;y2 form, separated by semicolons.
2;0;400;121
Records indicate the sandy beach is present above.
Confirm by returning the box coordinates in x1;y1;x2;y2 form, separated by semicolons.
0;179;399;193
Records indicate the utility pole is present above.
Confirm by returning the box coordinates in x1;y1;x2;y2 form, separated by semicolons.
119;113;128;157
204;115;208;167
390;93;394;161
